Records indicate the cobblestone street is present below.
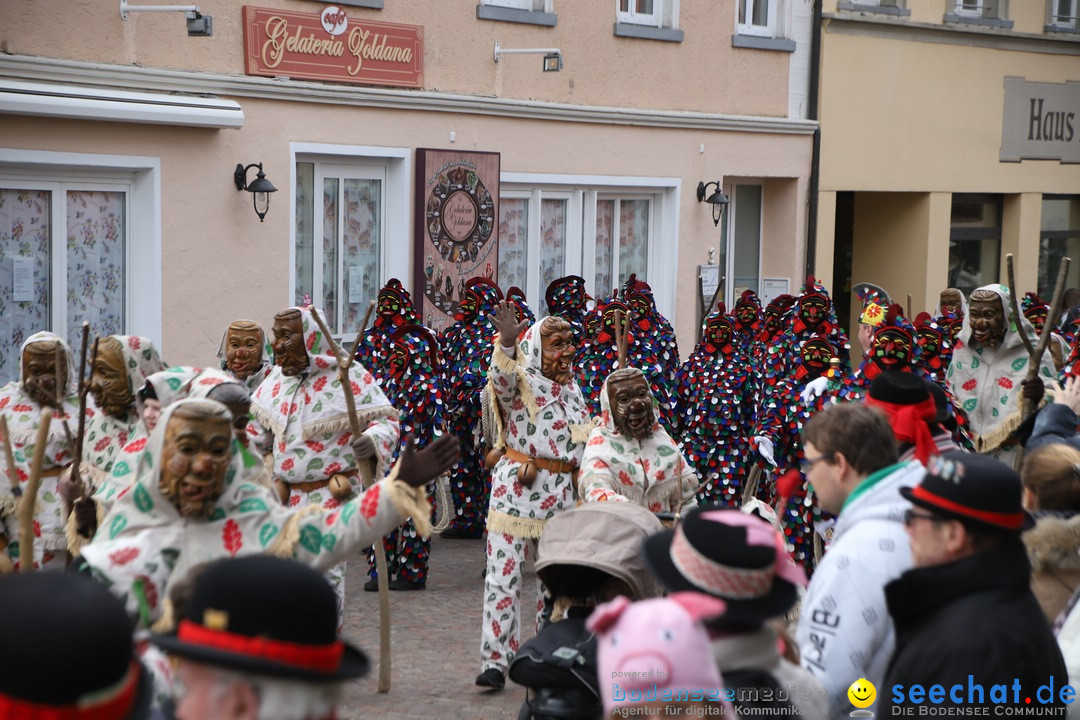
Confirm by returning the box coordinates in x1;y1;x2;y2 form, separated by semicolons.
338;535;538;719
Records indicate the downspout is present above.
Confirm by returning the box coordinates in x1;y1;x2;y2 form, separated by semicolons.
805;0;823;279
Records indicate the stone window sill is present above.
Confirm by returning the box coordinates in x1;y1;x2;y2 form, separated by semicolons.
731;34;796;52
476;5;557;26
613;22;684;42
943;13;1014;29
837;2;911;17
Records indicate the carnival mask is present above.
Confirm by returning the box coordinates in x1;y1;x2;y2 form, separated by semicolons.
1024;308;1048;336
940;288;964;318
272;311;309;377
224;323;264;380
608;371;654;440
871;327;913;369
940;314;963;344
916;327;942;357
90;337;132;419
159;406;233;519
626;292;650;320
763;308;782;334
378;288;404;318
968;291;1006;349
704;315;734;351
735;302;758;327
388;343;409;380
800;339;832;376
22;341;66;409
799;295;828;331
455;291;480;323
540;318;577;385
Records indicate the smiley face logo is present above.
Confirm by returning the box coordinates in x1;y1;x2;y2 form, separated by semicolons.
848;677;876;709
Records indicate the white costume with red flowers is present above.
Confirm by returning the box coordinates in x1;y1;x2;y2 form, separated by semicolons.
0;332;80;570
481;319;592;674
250;306;400;612
80;399;423;631
579;368;699;513
82;336;166;488
947;284;1055;463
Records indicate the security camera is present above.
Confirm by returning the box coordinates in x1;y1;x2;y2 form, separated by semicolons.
186;11;212;37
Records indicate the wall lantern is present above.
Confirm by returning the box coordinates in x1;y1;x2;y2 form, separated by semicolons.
696;180;730;227
118;0;212;36
234;163;278;222
494;43;563;72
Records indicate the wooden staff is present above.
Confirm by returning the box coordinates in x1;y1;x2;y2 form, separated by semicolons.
613;310;629;369
906;293;913;319
707;276;725;316
53;345;76;458
348;300;378;362
69;330;95;535
696;276;706;344
309;308;392;694
19;410;52;572
0;416;19;506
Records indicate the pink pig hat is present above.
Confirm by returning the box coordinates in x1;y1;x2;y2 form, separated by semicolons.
644;507;808;624
587;592;728;715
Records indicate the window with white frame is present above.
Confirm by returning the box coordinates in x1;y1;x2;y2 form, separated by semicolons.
483;0;543;9
294;161;386;335
737;0;778;37
0;180;130;384
1050;0;1078;26
953;0;1004;19
618;0;662;26
496;180;674;315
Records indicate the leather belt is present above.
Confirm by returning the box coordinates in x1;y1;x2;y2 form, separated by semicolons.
288;470;357;494
504;447;577;475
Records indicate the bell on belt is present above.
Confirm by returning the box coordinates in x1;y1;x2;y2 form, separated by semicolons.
329;474;354;501
517;458;539;487
484;447;505;470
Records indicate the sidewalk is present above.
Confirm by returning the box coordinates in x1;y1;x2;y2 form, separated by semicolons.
339;534;537;719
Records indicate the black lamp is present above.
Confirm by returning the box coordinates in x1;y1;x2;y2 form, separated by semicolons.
234;163;278;222
696;180;730;227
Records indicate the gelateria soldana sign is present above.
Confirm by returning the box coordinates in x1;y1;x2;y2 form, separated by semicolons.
242;5;423;88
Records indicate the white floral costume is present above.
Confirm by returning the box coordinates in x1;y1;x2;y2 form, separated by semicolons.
481;318;592;673
0;331;80;570
82;335;166;489
947;284;1055;464
251;306;400;612
579;368;700;513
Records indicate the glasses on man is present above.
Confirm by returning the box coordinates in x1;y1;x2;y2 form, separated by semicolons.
903;509;944;527
799;454;833;473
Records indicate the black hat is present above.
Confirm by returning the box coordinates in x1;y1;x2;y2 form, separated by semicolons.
900;451;1034;532
644;506;806;624
867;370;929;405
0;572;152;719
150;555;369;681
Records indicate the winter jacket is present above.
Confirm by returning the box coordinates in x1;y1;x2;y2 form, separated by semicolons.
1056;586;1080;718
1028;402;1080;453
796;460;924;719
881;540;1068;715
1024;512;1080;622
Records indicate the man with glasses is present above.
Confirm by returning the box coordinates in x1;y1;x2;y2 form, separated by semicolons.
879;452;1067;715
794;402;925;718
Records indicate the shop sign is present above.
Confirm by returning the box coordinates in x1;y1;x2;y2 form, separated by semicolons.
1001;77;1080;163
242;5;423;88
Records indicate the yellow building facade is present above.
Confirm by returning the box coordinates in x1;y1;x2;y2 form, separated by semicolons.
814;0;1080;342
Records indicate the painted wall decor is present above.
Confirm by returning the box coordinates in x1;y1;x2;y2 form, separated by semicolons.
414;149;500;333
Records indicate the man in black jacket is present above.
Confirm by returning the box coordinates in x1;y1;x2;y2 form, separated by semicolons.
880;452;1070;715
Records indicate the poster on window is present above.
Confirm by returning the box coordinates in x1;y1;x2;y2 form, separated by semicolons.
413;148;500;333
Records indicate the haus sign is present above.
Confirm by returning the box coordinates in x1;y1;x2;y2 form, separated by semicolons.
242;5;423;88
1000;77;1080;164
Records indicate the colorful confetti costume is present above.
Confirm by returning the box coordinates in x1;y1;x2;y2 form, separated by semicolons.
914;312;953;386
673;307;756;508
576;299;673;431
355;278;421;376
947;284;1056;464
365;324;445;587
732;289;763;356
82;336;166;490
753;335;836;573
215;323;273;393
832;304;922;403
481;318;592;674
438;277;503;537
79;398;426;631
250;306;400;611
624;277;680;395
545;275;590;345
579;368;699;512
750;294;796;397
0;332;79;571
1022;292;1069;373
506;286;536;326
763;277;850;398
